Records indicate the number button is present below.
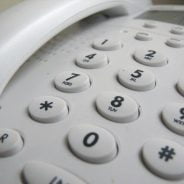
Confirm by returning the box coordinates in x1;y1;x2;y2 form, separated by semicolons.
92;36;122;51
54;71;91;93
96;92;140;123
170;26;184;35
166;38;184;48
0;129;23;157
134;48;168;67
142;139;184;180
76;51;108;69
28;96;68;123
67;124;118;164
162;103;184;136
118;67;156;91
135;32;152;41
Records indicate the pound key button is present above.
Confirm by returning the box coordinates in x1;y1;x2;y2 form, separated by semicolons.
142;139;184;180
23;161;86;184
0;129;23;157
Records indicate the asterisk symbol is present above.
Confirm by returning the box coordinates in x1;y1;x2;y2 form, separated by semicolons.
40;101;53;111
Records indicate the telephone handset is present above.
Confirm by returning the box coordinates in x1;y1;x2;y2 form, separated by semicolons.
1;0;184;184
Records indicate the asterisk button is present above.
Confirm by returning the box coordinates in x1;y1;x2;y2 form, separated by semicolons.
28;96;68;123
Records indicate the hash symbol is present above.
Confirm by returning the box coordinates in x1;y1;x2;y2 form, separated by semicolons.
40;101;53;111
159;146;176;162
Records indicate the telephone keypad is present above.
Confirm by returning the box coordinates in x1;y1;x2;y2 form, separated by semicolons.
0;129;23;157
68;124;118;164
28;96;68;124
76;51;108;69
118;67;156;91
142;139;184;180
96;92;140;123
134;48;168;67
54;71;91;93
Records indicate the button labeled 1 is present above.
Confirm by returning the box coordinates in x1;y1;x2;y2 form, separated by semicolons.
54;71;91;93
0;129;23;157
23;161;86;184
134;48;168;67
96;92;140;123
142;139;184;180
118;67;156;91
68;124;118;164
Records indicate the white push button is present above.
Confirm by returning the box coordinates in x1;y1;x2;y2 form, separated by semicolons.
170;26;184;35
177;78;184;96
135;32;152;41
162;103;184;136
0;129;23;157
92;37;122;51
28;96;68;123
68;124;118;164
142;139;184;180
96;92;139;123
23;161;86;184
54;71;91;93
134;48;168;67
76;51;108;69
118;67;156;91
166;38;184;48
143;21;157;29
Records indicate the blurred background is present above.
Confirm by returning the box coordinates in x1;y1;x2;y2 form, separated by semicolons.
0;0;184;12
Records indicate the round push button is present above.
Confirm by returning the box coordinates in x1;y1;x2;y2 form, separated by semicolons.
134;48;168;67
143;21;157;29
54;71;91;93
166;38;184;48
76;51;108;69
118;67;156;91
142;139;184;180
162;103;184;136
170;26;184;35
135;32;152;41
92;37;122;51
0;129;23;157
28;96;68;123
68;124;118;164
96;92;140;123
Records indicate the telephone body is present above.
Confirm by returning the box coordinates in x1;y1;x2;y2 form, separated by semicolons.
0;0;184;184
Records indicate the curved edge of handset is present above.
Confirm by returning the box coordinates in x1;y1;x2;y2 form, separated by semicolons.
0;0;131;96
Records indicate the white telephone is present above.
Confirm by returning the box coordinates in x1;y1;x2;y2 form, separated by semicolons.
0;0;184;184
